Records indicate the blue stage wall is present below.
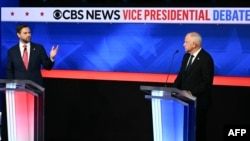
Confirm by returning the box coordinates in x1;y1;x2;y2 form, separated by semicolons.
1;22;250;78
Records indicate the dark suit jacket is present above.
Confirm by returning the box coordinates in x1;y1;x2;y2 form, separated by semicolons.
7;42;54;86
173;49;214;109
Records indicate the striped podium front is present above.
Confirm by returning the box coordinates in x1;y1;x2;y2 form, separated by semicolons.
0;80;44;141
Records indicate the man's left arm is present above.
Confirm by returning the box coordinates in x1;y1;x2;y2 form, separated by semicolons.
191;55;214;95
40;45;58;70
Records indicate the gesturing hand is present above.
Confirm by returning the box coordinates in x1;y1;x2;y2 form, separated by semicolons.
50;45;59;60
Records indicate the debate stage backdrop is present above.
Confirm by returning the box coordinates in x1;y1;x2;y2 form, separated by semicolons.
1;5;250;141
1;7;250;81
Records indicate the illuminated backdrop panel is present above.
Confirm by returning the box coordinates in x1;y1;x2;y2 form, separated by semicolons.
1;7;250;78
1;22;250;77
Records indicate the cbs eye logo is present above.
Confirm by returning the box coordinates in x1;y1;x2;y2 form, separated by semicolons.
53;9;84;20
53;10;62;20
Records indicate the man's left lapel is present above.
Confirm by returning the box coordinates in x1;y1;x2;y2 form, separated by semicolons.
188;50;203;73
28;44;37;69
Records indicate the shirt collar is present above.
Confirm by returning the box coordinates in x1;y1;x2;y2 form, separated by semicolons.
19;42;30;49
191;48;202;58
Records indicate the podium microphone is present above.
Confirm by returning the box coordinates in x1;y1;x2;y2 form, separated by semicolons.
164;49;179;87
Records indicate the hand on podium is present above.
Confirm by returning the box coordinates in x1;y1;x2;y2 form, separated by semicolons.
171;90;193;102
182;90;192;95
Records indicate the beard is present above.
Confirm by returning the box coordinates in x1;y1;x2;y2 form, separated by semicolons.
20;38;30;44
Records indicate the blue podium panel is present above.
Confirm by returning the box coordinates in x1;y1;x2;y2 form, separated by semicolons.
142;86;196;141
162;98;186;141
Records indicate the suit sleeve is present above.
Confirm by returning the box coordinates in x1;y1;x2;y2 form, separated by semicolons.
191;54;214;96
40;45;54;70
173;54;187;89
6;50;14;79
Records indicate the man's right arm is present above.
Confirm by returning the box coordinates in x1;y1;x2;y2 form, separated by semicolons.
6;50;14;79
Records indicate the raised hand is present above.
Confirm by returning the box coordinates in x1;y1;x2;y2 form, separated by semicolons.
50;45;59;59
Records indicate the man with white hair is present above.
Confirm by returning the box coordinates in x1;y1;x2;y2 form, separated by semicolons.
173;32;214;141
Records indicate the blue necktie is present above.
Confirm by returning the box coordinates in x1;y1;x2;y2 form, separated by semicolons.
186;55;194;72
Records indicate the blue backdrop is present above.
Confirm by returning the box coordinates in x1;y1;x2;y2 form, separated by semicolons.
1;22;250;78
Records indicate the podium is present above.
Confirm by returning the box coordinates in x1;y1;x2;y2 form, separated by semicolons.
0;79;45;141
140;86;197;141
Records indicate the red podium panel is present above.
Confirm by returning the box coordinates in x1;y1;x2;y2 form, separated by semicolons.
0;79;44;141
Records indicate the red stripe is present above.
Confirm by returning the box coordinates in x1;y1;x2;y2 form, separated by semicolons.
41;70;250;87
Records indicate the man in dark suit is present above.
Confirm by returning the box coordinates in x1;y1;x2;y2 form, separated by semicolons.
173;32;214;141
6;24;59;86
2;24;59;141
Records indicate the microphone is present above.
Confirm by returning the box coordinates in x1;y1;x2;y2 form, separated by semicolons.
164;50;179;87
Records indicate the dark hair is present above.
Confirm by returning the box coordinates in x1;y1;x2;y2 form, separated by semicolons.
16;24;29;33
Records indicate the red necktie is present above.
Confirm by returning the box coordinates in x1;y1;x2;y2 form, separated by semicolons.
23;44;29;70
